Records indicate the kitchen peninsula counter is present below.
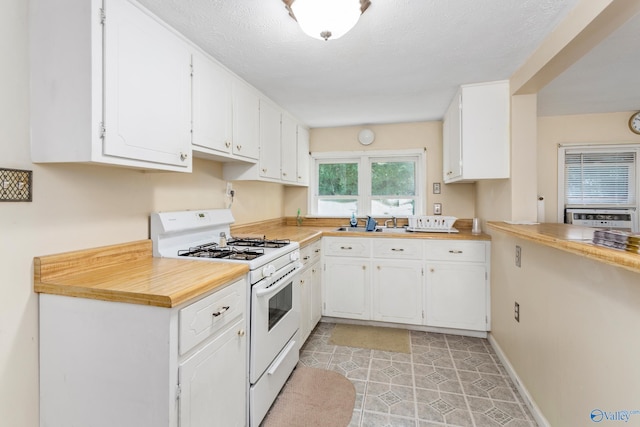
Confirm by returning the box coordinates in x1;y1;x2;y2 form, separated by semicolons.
487;221;640;274
34;240;249;307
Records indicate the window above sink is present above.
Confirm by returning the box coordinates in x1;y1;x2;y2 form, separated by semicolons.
311;149;426;217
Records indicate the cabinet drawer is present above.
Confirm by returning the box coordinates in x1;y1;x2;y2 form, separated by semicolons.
309;240;322;262
323;237;371;258
300;240;322;267
299;244;313;268
425;240;487;263
179;278;246;355
373;238;423;259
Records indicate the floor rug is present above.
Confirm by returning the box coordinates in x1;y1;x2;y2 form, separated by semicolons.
261;365;355;427
328;323;411;353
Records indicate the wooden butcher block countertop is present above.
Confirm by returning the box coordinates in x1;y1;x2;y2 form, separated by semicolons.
487;221;640;275
34;240;249;308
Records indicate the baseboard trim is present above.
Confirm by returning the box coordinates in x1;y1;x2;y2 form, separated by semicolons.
487;333;550;427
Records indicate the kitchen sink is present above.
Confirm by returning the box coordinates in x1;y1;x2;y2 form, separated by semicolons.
376;226;408;233
334;226;365;232
334;226;408;233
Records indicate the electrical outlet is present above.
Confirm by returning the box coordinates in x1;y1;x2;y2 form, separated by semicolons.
0;168;32;202
434;203;442;215
514;302;520;322
515;245;521;267
433;182;441;194
225;182;233;197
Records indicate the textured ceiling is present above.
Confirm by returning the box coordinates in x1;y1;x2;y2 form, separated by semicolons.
135;0;636;128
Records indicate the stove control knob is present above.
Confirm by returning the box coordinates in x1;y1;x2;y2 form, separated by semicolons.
262;264;276;277
289;250;300;262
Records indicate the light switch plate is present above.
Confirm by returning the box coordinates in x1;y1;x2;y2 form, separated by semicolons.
0;168;32;202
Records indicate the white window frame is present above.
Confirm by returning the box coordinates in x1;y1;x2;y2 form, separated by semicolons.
309;149;426;217
557;143;640;222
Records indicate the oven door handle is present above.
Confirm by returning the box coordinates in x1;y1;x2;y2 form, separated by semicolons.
254;272;295;298
254;263;301;298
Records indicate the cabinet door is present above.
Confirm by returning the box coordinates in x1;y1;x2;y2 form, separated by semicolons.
103;0;191;168
281;115;298;183
310;262;322;329
259;99;282;179
296;126;310;185
192;52;232;154
232;81;260;160
425;263;487;331
298;267;313;343
372;260;423;325
443;91;462;182
323;258;370;320
179;318;247;427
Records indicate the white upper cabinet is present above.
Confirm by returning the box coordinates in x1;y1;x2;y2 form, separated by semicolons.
103;0;191;168
296;126;310;185
443;80;510;183
223;102;309;186
281;114;298;183
30;0;192;172
232;80;260;160
191;51;233;157
259;99;282;179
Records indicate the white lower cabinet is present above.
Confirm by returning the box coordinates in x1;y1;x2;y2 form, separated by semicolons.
372;260;423;325
298;240;322;343
39;278;248;427
424;240;490;331
179;317;247;427
321;236;490;333
323;258;371;320
425;263;487;330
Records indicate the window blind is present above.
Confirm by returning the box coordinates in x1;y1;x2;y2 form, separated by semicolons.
564;151;637;206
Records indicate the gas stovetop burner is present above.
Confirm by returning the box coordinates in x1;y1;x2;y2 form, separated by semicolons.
227;237;290;249
178;243;265;260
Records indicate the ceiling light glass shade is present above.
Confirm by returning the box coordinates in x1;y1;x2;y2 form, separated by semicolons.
291;0;363;41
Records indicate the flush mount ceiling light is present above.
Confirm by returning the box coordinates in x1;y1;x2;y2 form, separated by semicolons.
283;0;371;41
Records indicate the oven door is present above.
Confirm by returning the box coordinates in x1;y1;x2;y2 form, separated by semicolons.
250;264;300;384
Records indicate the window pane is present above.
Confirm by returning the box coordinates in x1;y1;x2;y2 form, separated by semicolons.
565;151;636;205
318;163;358;196
318;199;358;216
371;161;415;196
371;199;415;216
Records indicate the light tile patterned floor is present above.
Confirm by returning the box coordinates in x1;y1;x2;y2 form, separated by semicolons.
299;322;539;427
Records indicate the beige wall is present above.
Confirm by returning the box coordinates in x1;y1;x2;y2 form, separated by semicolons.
490;231;640;426
284;122;476;219
537;112;640;223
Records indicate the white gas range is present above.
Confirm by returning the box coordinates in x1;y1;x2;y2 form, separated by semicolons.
151;209;302;426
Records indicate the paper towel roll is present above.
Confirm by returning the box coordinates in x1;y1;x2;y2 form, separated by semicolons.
537;197;545;223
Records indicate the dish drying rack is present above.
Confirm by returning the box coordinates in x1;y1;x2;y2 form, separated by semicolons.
407;216;458;233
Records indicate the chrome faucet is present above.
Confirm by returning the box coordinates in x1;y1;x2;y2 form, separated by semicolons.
384;217;397;228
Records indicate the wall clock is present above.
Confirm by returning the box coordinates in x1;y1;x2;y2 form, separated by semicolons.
629;111;640;135
358;129;375;145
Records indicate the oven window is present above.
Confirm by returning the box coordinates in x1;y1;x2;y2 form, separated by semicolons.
268;281;293;330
